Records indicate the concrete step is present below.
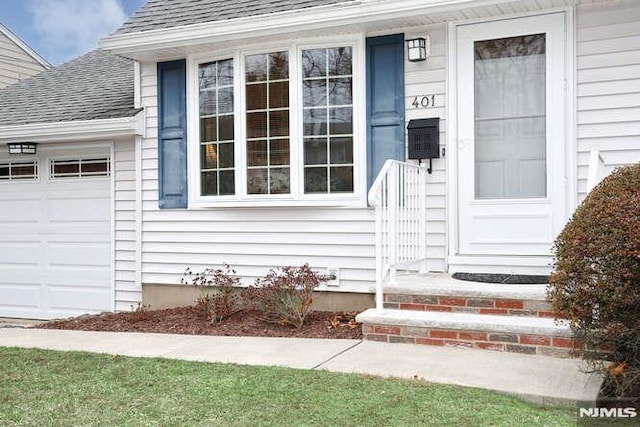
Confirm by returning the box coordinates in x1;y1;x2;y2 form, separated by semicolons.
356;308;575;358
383;273;554;318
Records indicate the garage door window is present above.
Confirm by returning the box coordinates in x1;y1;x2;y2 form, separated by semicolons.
0;161;38;181
50;158;110;179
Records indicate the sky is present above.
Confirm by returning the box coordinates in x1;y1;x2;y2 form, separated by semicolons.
1;0;147;66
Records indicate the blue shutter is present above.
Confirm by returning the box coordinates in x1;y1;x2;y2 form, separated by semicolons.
366;34;406;187
157;60;188;209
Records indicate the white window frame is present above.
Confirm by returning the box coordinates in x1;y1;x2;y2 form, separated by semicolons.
187;34;366;208
240;45;295;200
0;159;39;182
49;157;111;180
44;146;114;184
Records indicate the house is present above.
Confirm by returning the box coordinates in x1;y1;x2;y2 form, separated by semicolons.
1;0;638;355
0;23;50;88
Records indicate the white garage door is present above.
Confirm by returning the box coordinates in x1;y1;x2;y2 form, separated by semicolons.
0;146;112;319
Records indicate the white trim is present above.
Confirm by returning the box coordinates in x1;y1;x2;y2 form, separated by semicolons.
110;142;116;313
565;6;577;213
134;61;142;109
0;116;143;143
100;0;526;57
187;35;366;208
0;23;51;69
135;135;143;301
36;141;115;151
446;21;457;271
355;33;367;204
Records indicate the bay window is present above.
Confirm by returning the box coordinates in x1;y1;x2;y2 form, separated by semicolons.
199;59;235;196
302;47;353;194
192;39;361;205
245;51;291;195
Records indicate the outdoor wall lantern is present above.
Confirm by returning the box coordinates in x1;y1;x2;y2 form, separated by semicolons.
406;37;429;62
8;142;37;155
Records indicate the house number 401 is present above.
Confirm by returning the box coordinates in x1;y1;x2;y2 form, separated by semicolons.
412;95;436;108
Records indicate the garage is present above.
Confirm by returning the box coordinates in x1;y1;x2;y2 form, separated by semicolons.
0;145;112;319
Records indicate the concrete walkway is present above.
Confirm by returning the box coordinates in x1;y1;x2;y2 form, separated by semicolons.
0;328;602;407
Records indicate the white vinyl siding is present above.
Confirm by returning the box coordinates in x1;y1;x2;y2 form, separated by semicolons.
405;23;447;273
576;0;640;201
114;139;140;311
0;31;47;89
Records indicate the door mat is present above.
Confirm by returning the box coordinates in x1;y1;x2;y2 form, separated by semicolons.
452;272;549;284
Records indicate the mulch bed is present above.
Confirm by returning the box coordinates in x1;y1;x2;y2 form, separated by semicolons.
38;306;362;340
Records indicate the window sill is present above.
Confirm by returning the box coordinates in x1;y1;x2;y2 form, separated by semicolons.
189;196;367;209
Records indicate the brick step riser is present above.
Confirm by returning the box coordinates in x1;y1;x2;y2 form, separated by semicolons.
362;323;575;358
383;294;555;318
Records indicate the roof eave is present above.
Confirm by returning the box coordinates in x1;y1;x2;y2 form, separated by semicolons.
99;0;514;58
0;23;51;69
0;114;144;144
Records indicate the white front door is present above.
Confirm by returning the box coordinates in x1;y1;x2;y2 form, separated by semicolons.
454;13;567;272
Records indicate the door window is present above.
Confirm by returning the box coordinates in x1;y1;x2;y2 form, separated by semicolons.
474;34;546;199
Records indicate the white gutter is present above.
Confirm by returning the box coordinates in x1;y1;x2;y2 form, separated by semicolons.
0;113;144;144
100;0;521;55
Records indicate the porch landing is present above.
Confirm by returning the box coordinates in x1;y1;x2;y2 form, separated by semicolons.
382;272;549;299
358;273;574;358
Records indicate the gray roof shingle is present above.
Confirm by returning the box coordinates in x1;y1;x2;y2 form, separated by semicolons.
115;0;354;34
0;50;138;126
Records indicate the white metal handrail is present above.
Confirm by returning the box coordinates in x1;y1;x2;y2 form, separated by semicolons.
586;150;606;193
368;159;429;310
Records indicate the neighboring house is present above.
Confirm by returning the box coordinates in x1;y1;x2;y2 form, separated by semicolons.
0;0;638;349
0;24;50;88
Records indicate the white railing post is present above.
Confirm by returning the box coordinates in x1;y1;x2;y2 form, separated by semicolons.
388;163;398;284
419;164;428;274
586;150;606;193
374;189;384;311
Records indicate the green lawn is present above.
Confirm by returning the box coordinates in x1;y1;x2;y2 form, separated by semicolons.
1;347;575;426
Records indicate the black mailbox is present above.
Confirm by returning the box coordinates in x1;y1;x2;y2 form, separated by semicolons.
407;118;440;160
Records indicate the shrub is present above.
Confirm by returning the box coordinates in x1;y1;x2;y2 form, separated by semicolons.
547;163;640;400
248;264;329;329
129;303;151;323
181;264;242;322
